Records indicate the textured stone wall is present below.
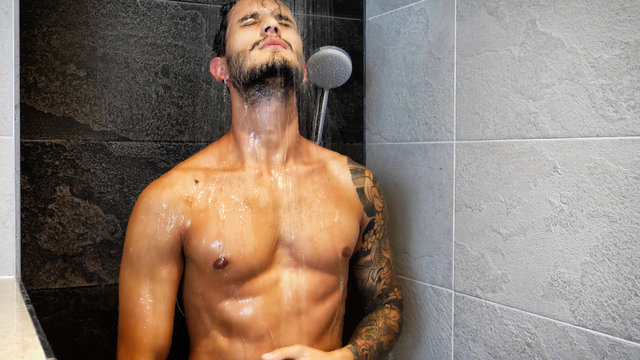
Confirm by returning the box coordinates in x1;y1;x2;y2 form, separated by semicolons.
20;0;363;358
365;0;640;358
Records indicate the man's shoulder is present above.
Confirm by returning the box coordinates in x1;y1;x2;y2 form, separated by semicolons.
342;156;378;188
308;146;378;201
309;146;355;179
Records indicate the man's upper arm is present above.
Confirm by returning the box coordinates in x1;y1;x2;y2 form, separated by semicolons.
346;159;404;358
117;183;185;360
348;159;402;312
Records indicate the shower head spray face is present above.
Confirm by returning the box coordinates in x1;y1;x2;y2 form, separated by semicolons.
306;46;353;90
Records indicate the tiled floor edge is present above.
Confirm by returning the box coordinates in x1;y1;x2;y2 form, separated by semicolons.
18;278;57;360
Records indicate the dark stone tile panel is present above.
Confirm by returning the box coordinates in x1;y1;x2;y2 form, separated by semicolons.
21;0;362;144
21;0;231;142
29;285;119;360
28;285;192;360
21;140;208;289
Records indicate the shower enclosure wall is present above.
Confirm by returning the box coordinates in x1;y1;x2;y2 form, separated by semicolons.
20;0;363;358
366;0;640;358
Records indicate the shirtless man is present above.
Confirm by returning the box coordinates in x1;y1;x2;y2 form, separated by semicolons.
117;0;402;359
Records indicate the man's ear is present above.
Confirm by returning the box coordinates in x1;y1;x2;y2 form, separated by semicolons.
210;57;229;83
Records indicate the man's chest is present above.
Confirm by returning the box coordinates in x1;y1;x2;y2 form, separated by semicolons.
182;175;362;281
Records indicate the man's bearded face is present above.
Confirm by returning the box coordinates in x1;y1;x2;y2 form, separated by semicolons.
222;0;306;104
226;43;304;104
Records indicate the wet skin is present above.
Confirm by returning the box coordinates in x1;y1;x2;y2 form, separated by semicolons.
117;1;402;359
120;139;362;359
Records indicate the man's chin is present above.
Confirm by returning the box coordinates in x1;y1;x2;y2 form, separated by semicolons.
253;52;297;68
228;56;304;104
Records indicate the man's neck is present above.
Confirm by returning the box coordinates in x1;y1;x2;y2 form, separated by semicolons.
228;92;303;169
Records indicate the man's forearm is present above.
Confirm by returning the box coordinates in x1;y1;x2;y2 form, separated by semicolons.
344;302;403;360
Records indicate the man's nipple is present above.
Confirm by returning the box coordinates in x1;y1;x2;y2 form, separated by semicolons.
342;247;352;258
213;256;229;270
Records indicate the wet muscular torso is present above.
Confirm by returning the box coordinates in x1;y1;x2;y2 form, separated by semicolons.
173;148;363;359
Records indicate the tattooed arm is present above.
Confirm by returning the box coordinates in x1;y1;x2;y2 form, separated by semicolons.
345;158;403;359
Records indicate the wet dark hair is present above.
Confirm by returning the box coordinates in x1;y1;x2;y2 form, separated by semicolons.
212;0;291;57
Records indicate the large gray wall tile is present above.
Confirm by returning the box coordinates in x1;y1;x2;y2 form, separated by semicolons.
455;139;640;342
367;143;453;288
455;294;640;360
457;0;640;140
366;0;454;143
391;277;452;360
0;137;15;276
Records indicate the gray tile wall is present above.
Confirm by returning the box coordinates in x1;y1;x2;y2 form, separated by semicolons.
366;0;455;357
366;0;640;358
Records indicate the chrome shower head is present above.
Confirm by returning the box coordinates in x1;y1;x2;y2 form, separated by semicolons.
306;46;353;90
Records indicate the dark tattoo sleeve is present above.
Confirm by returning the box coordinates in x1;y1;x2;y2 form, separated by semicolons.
346;158;403;359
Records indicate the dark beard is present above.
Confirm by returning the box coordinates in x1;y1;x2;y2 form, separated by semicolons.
227;53;303;105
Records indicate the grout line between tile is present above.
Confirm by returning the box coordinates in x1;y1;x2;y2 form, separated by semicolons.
366;136;640;146
367;0;429;21
19;139;212;144
455;291;640;348
451;0;457;358
397;275;454;295
367;140;455;145
456;135;640;143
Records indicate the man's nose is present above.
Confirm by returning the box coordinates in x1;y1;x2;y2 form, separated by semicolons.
260;18;279;36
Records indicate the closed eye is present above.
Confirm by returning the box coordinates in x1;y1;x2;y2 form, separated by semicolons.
275;13;295;28
238;12;259;26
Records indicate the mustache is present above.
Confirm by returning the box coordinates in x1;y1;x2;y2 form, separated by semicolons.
249;36;293;51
